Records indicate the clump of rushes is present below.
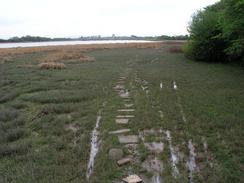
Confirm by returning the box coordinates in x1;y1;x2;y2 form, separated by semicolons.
80;55;95;62
38;62;66;69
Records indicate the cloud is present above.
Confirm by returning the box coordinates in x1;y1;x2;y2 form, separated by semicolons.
0;0;220;38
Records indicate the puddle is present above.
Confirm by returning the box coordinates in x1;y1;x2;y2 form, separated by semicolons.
142;157;163;183
173;82;186;123
165;130;179;177
152;174;161;183
173;81;177;90
178;102;186;123
86;111;102;179
187;139;197;183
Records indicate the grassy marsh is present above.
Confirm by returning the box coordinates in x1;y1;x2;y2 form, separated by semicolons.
0;42;243;182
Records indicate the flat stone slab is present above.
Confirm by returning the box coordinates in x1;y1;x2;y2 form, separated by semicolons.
115;118;129;124
120;93;130;98
117;81;125;85
109;148;123;160
124;103;134;108
144;142;164;153
125;144;139;155
118;135;139;144
142;157;163;173
124;99;132;103
117;156;132;166
113;85;125;90
117;115;135;118
122;174;142;183
119;76;126;79
109;129;131;134
117;109;135;112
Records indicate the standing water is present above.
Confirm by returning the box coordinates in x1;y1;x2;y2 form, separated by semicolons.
173;81;177;90
152;174;161;183
86;111;102;179
165;130;179;177
187;140;197;183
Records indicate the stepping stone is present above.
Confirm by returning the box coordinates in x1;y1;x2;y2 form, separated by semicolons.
117;156;132;166
119;76;126;80
124;99;132;102
125;144;139;155
109;129;131;134
113;85;124;90
109;148;124;160
119;108;133;111
122;174;142;183
116;118;129;124
124;103;134;108
144;142;164;153
117;81;125;84
118;135;139;144
117;115;135;118
142;157;164;173
120;93;130;98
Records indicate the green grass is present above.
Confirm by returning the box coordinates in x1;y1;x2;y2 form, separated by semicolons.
0;44;243;182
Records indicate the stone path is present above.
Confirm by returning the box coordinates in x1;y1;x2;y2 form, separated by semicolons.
104;72;213;183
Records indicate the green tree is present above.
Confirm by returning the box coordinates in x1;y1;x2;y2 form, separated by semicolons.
186;0;244;63
222;0;244;61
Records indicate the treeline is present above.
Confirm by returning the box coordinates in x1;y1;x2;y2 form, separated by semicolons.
185;0;244;63
158;35;189;40
0;35;188;43
0;36;73;43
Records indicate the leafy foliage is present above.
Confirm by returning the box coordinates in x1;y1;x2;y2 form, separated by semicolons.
186;0;244;63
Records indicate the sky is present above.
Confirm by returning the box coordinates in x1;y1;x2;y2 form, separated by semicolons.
0;0;219;39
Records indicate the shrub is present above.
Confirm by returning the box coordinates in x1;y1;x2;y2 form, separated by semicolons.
186;0;244;63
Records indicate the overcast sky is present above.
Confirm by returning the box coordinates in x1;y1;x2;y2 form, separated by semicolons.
0;0;219;39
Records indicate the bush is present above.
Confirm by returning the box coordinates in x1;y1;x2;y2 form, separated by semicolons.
186;0;244;63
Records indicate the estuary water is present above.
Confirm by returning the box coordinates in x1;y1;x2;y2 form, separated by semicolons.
0;40;153;48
